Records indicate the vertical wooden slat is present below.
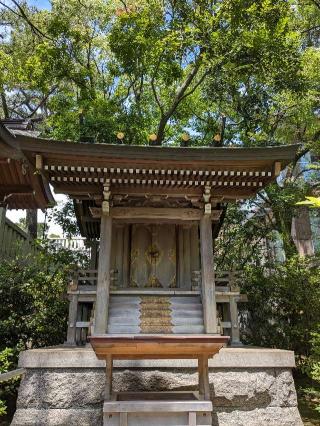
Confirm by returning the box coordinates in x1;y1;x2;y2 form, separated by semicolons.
183;225;192;290
81;304;89;342
7;227;12;257
229;296;241;345
190;224;200;272
115;225;124;286
200;215;217;333
178;225;184;288
94;215;112;334
66;294;78;345
76;300;82;344
110;226;116;275
122;225;130;288
0;208;6;256
190;225;200;271
154;224;176;288
89;241;98;270
130;225;152;288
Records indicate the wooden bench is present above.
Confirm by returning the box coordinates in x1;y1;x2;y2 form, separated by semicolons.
90;334;229;426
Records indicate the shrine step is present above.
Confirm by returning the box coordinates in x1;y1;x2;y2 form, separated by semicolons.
108;295;205;334
104;392;212;426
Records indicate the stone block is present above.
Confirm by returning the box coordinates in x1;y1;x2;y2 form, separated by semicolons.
212;407;303;426
16;369;105;409
11;346;303;426
11;408;102;425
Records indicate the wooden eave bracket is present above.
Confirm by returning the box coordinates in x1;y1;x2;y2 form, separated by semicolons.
273;161;282;177
102;179;111;216
203;185;212;215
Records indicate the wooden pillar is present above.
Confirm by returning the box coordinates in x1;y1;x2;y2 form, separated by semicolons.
198;356;210;400
200;215;217;334
66;294;78;345
230;296;241;345
94;214;112;335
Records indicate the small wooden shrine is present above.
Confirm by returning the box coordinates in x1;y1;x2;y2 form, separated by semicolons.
0;123;298;425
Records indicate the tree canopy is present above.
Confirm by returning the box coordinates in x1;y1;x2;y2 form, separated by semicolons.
0;0;319;148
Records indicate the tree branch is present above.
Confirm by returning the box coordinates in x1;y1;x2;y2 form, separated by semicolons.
27;85;58;118
310;0;320;10
1;0;53;41
156;55;203;143
301;24;320;34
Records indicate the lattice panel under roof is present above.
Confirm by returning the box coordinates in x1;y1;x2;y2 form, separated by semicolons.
45;162;272;200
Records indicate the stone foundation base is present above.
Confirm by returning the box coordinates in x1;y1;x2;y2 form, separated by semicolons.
11;346;303;426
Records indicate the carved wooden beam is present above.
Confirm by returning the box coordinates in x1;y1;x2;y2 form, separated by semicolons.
89;206;221;222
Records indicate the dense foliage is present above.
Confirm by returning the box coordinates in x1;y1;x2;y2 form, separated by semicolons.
0;348;16;416
0;0;319;149
0;243;86;416
0;243;87;351
240;256;320;358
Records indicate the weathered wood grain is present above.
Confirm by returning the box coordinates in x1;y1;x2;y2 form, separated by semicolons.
94;214;112;334
200;216;217;334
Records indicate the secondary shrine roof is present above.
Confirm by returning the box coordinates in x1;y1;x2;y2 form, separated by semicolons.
0;122;299;223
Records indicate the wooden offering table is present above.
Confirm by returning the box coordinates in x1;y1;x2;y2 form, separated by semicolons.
90;334;229;359
90;334;229;426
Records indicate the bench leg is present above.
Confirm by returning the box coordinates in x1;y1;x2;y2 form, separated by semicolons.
189;411;197;426
198;356;210;400
105;355;113;400
119;412;128;426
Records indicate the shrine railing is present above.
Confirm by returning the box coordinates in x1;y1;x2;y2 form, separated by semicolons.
48;238;92;258
68;269;242;292
0;217;39;258
66;269;245;345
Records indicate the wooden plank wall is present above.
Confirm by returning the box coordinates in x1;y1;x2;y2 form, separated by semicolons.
0;213;39;259
111;224;131;288
177;224;200;290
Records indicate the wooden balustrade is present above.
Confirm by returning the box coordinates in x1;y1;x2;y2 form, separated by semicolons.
0;216;39;258
66;268;246;346
68;269;242;291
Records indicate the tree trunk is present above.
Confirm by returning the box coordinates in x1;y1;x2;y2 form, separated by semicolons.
26;209;38;239
1;92;9;119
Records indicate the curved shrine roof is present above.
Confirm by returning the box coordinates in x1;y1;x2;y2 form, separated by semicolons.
0;122;299;236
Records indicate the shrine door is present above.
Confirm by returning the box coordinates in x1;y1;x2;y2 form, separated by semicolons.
130;224;177;288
